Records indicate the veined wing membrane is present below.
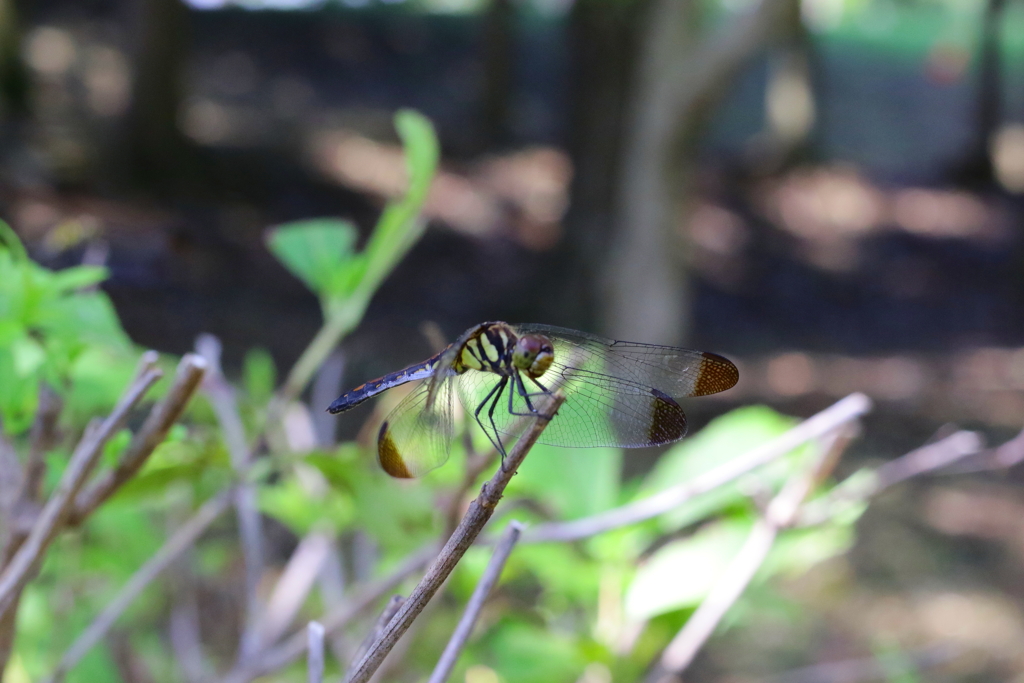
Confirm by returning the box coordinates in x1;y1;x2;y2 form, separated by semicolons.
455;363;687;450
514;324;738;399
377;377;457;478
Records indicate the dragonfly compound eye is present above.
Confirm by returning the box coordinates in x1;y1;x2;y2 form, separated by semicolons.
514;334;554;378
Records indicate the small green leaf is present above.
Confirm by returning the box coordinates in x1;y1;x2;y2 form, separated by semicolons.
625;520;751;620
266;219;359;295
48;265;109;293
511;444;621;519
356;109;439;298
0;220;27;261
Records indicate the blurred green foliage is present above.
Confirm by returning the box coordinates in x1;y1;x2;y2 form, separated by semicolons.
3;109;866;683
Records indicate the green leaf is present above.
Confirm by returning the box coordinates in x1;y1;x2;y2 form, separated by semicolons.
355;109;439;299
36;291;131;349
511;444;621;519
266;219;359;296
641;406;804;530
0;220;27;261
48;265;109;294
625;519;751;620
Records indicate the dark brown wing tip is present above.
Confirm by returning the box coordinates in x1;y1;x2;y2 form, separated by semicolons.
694;352;739;396
377;421;414;479
649;388;688;444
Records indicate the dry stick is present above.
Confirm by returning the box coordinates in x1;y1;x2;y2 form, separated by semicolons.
308;621;326;683
0;363;165;618
223;543;436;683
350;595;407;671
524;393;872;544
797;430;984;528
428;520;524;683
258;531;334;649
651;426;856;682
19;385;63;506
345;392;566;683
46;486;236;683
195;334;266;658
68;354;208;525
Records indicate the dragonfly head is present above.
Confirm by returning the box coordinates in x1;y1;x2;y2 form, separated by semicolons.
512;334;554;379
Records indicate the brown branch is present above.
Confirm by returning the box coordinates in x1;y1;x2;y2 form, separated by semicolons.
427;520;524;683
349;595;406;673
0;363;164;619
344;392;565;683
68;354;207;525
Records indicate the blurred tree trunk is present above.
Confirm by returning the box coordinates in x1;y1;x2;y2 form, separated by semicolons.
601;0;801;345
0;0;29;117
481;0;514;149
540;0;643;332
123;0;193;192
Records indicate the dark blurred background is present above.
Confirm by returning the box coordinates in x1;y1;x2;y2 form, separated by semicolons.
4;0;1024;678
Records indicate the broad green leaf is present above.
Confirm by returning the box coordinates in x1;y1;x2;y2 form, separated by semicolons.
35;291;131;349
641;406;805;530
266;219;358;295
490;621;586;683
763;520;857;577
11;336;45;376
625;519;751;620
511;444;621;519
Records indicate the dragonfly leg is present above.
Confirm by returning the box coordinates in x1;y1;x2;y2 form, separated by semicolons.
508;372;554;419
474;377;509;458
487;377;509;459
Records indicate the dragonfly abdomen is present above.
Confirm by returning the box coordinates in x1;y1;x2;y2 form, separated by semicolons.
326;357;438;414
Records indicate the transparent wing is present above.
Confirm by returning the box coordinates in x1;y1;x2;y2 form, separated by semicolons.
513;324;738;399
377;377;456;478
455;365;688;450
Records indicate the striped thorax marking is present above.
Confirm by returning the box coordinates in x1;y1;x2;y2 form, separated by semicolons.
457;324;516;374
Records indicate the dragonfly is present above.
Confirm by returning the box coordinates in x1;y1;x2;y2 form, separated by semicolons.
327;322;738;478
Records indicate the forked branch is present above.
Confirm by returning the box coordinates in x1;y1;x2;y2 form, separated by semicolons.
344;392;565;683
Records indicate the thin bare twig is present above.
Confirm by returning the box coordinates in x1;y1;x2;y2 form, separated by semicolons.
344;392;565;683
46;486;236;683
350;595;406;672
223;543;436;683
19;385;63;506
651;426;855;681
196;334;266;658
428;520;524;683
798;430;983;527
69;354;207;525
0;364;165;618
257;530;334;649
524;393;872;544
308;621;326;683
